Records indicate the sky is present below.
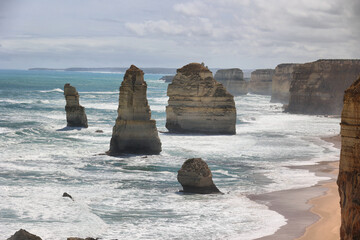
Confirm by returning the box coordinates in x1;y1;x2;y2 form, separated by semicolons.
0;0;359;69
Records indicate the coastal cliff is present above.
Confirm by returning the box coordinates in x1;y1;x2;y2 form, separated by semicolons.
166;63;236;135
270;64;300;103
249;69;275;95
338;77;360;240
214;68;248;95
287;60;360;115
108;65;162;155
64;83;88;128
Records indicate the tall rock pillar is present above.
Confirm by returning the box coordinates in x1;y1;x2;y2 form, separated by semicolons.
108;65;162;155
64;83;88;128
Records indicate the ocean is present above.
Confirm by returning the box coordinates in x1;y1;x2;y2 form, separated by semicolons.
0;69;340;239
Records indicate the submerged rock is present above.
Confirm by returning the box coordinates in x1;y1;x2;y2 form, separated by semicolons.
166;63;236;135
7;229;42;240
287;59;360;115
249;69;275;95
214;68;248;95
108;65;162;155
270;63;301;104
64;83;88;128
160;75;174;82
177;158;220;194
338;76;360;239
67;238;97;240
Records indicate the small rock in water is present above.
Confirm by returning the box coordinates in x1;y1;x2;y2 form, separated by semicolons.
95;130;104;133
62;192;73;201
7;229;42;240
177;158;221;194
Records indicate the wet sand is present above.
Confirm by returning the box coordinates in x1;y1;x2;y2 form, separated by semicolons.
250;134;340;240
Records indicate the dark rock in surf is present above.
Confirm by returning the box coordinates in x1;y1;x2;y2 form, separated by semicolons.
7;229;42;240
177;158;220;194
62;192;73;201
64;83;88;128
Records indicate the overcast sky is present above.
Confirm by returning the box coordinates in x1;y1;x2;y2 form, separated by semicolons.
0;0;359;69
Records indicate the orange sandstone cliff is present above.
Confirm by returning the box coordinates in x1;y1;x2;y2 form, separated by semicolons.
338;77;360;239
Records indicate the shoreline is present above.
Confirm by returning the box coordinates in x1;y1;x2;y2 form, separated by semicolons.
249;134;340;240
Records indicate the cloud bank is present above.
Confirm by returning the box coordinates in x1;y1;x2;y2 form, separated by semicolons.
0;0;358;69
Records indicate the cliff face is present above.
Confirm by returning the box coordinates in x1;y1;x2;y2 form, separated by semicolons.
214;68;248;95
338;77;360;240
287;60;360;115
64;83;88;128
249;69;275;95
270;64;300;103
166;63;236;135
108;65;162;155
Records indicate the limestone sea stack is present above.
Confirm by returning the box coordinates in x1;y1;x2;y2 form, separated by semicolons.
177;158;220;194
166;63;236;135
108;65;161;155
214;68;248;95
64;83;88;128
270;64;300;103
287;59;360;115
338;77;360;239
249;69;275;95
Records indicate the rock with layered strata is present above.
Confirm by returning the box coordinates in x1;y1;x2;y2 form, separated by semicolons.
7;229;42;240
64;83;88;128
287;59;360;115
270;64;301;103
214;68;248;95
166;63;236;134
108;65;161;155
338;77;360;240
249;69;275;95
177;158;220;194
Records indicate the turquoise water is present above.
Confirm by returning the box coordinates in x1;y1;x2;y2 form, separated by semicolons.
0;69;340;239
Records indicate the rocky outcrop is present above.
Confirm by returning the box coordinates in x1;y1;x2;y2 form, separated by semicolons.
64;83;88;128
108;65;161;155
271;64;300;103
249;69;275;95
214;68;248;95
338;77;360;240
7;229;42;240
287;60;360;115
166;63;236;135
177;158;220;194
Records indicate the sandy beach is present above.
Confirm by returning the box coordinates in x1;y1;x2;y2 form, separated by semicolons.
250;134;341;240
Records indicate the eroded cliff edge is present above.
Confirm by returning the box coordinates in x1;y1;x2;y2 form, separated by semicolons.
287;59;360;115
214;68;248;95
108;65;162;155
166;63;236;135
338;77;360;240
270;63;300;104
249;69;275;95
64;83;88;128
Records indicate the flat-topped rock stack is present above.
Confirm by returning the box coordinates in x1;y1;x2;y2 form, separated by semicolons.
166;63;236;135
287;59;360;115
108;65;162;155
249;69;275;95
214;68;248;95
64;83;88;128
270;63;301;104
338;77;360;239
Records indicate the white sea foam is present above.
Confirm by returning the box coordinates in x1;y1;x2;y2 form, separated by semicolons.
38;88;64;93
